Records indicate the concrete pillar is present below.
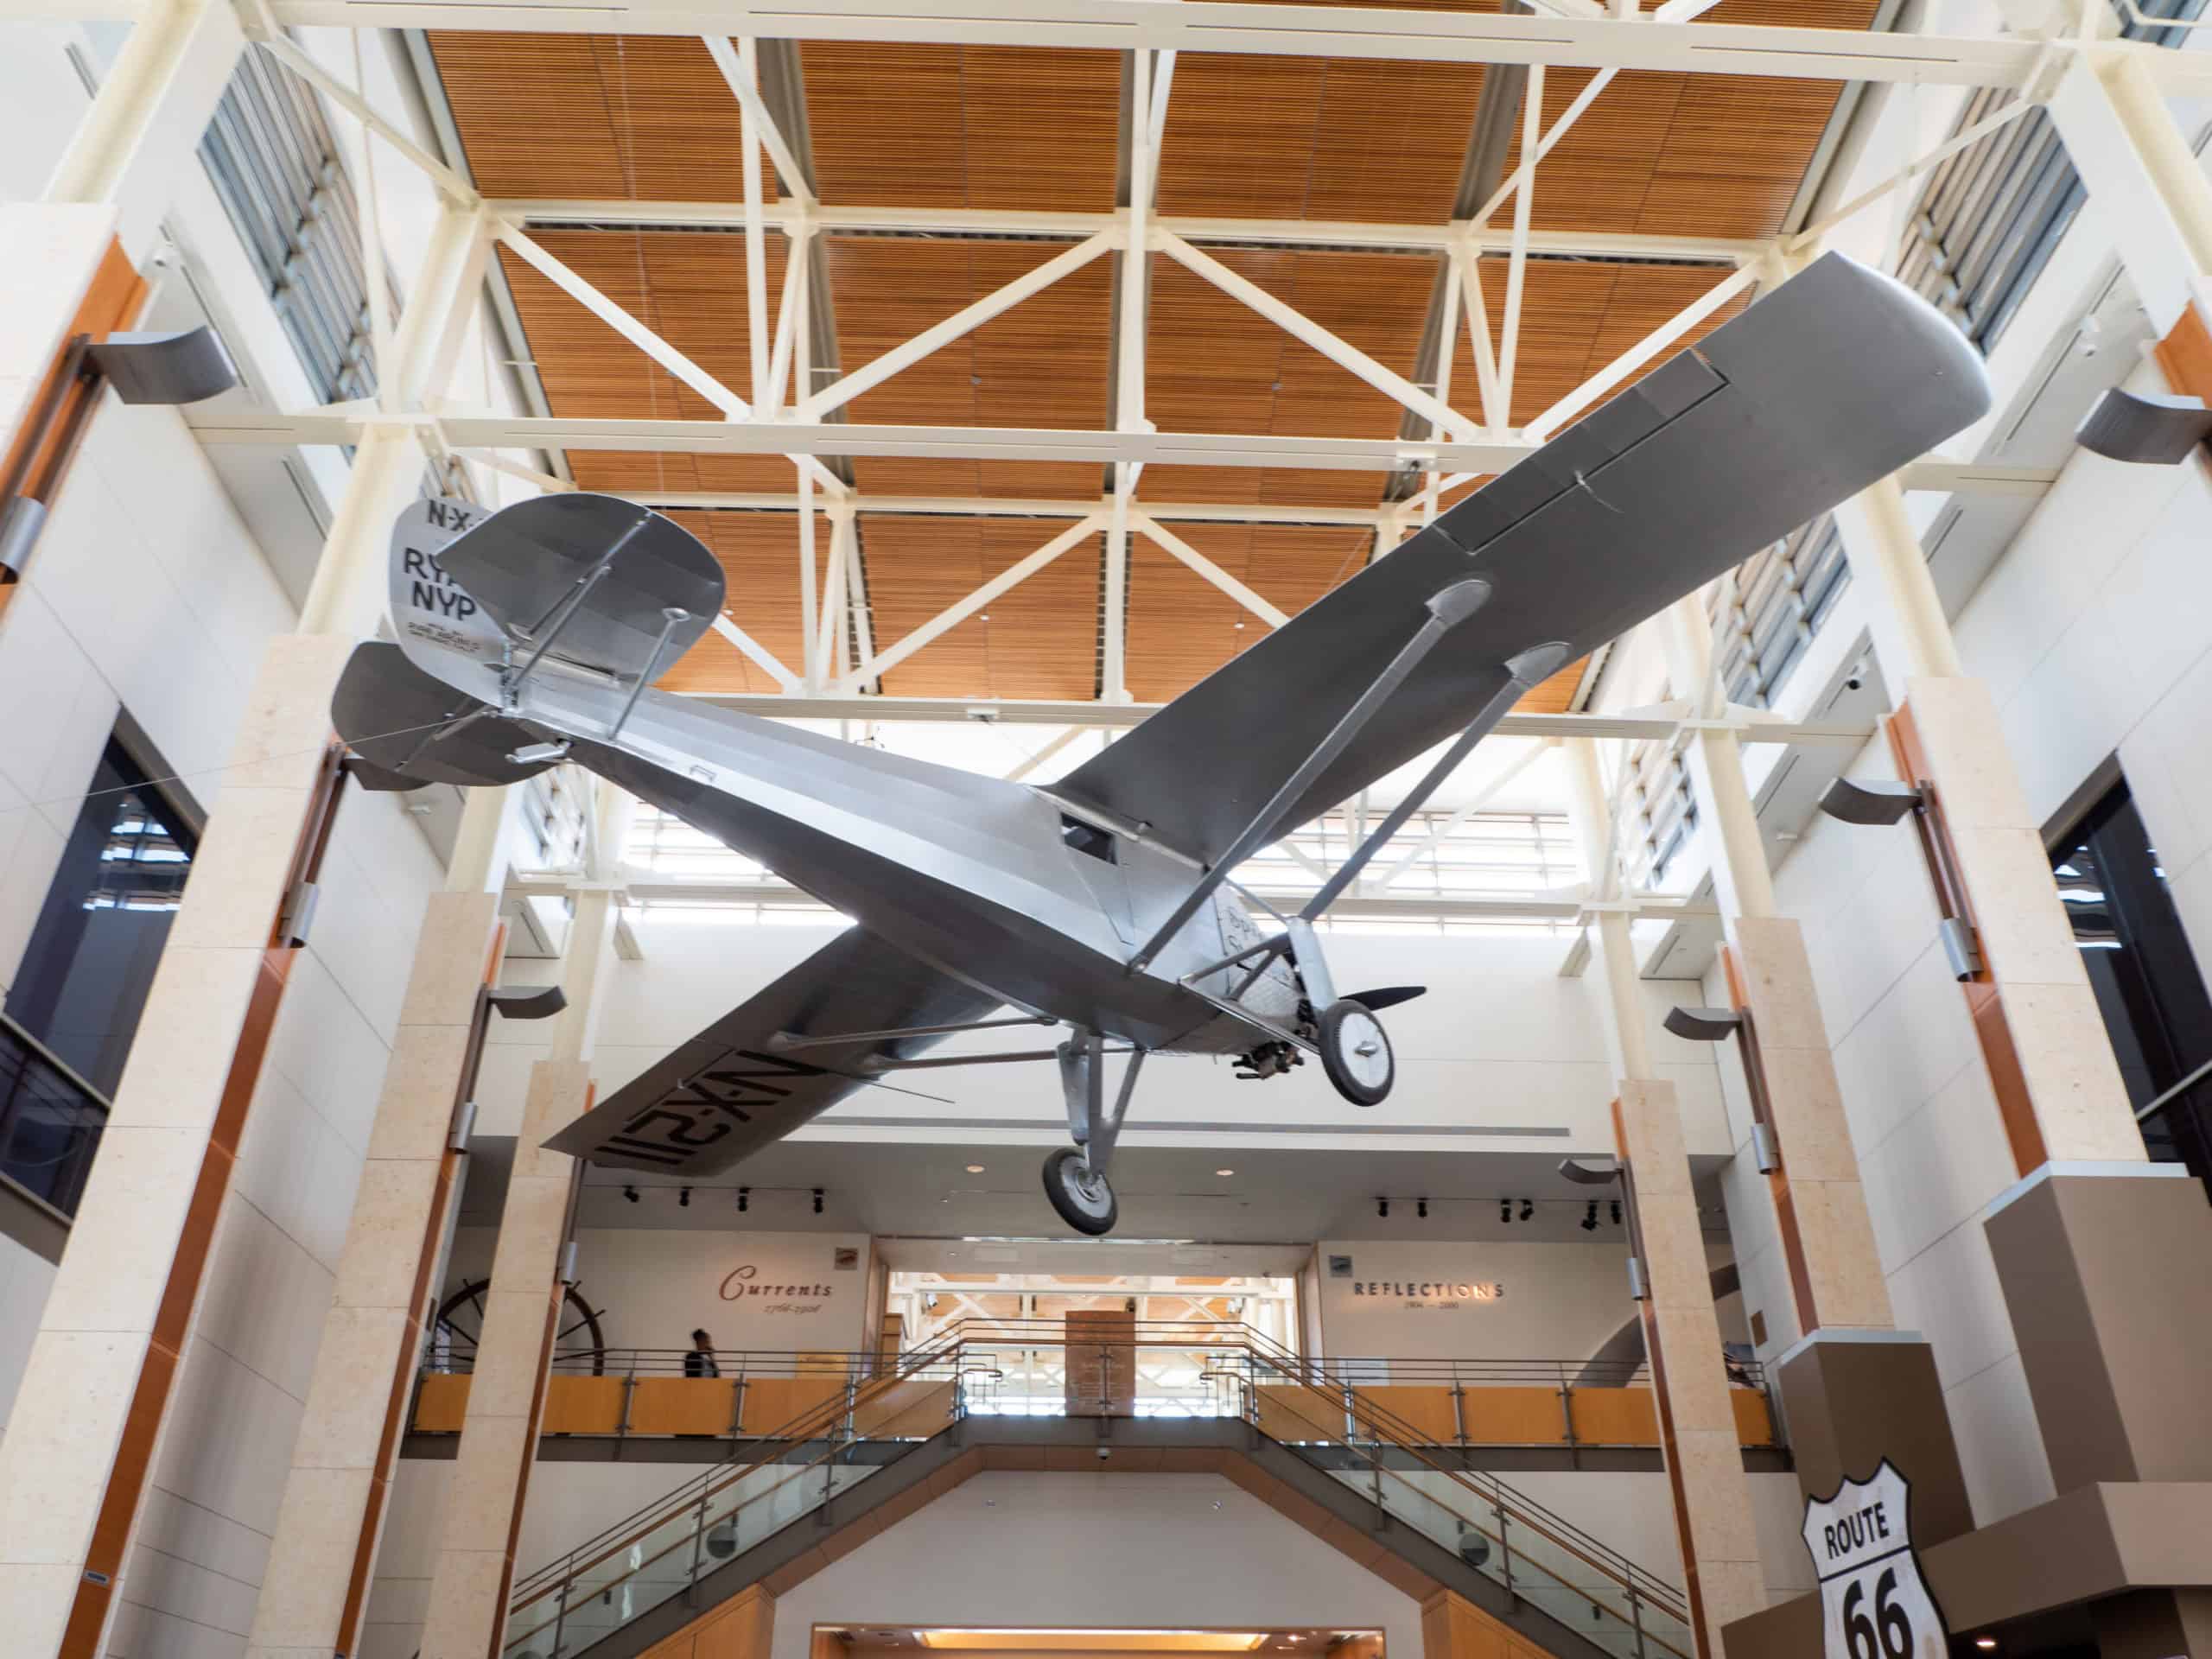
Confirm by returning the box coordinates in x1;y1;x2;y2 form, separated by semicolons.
417;794;627;1658
245;789;512;1659
1565;741;1767;1659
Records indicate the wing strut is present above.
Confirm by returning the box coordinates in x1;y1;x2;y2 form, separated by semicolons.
1294;638;1568;921
1128;577;1495;972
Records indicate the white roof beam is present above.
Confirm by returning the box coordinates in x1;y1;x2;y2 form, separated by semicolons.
228;3;2154;95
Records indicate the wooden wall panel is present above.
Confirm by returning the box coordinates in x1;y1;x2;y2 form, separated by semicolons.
432;35;783;202
801;43;1121;211
823;236;1113;498
1124;524;1364;703
858;517;1103;699
652;511;830;696
1141;249;1430;509
497;232;793;498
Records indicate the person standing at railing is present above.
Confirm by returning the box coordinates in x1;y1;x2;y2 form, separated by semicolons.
683;1328;721;1378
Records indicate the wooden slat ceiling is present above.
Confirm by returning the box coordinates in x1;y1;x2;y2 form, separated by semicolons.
430;6;1872;705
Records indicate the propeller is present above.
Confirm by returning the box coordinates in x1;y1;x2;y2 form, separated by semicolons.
1344;986;1427;1012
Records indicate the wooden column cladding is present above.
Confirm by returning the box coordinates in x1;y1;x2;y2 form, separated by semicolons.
1884;705;2046;1179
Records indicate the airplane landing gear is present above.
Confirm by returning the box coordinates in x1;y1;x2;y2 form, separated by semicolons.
1317;999;1394;1107
1043;1146;1117;1236
1042;1030;1146;1237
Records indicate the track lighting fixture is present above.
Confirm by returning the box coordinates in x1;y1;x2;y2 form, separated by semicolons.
1499;1199;1511;1224
622;1185;639;1204
1377;1198;1389;1219
1581;1201;1599;1232
1610;1199;1622;1225
1519;1199;1534;1222
812;1187;825;1215
678;1186;691;1208
1416;1198;1428;1219
737;1187;749;1213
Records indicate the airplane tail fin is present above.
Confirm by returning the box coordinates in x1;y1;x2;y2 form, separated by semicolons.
353;493;728;789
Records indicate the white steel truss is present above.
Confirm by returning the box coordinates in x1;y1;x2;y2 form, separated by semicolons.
113;3;2178;721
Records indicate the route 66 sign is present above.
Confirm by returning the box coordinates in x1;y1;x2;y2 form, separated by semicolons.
1801;1460;1949;1659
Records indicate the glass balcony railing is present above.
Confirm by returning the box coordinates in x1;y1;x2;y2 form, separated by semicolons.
487;1325;1724;1659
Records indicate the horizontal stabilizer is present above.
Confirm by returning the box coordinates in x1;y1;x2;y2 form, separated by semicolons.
435;493;725;685
333;642;563;788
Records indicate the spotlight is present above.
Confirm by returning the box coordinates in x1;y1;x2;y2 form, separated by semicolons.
623;1185;639;1204
1378;1198;1389;1219
967;1164;987;1174
1519;1199;1534;1222
1973;1641;1998;1652
678;1186;691;1208
1416;1198;1428;1219
1581;1202;1599;1232
1499;1199;1511;1224
737;1186;749;1213
812;1187;825;1215
1610;1199;1622;1225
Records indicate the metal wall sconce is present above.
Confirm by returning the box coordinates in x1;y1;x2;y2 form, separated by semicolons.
1665;1004;1781;1173
2075;386;2212;465
489;983;570;1021
1815;778;1981;981
0;324;240;583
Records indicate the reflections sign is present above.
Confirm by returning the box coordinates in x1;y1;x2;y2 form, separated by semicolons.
1350;1280;1503;1306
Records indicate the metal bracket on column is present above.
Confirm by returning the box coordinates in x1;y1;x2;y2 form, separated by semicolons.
1818;776;1984;982
488;983;569;1020
277;880;320;948
1625;1255;1648;1300
1750;1121;1779;1174
2075;386;2212;464
559;1239;580;1286
448;1096;478;1153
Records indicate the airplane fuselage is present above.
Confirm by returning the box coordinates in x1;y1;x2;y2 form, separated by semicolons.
518;667;1300;1055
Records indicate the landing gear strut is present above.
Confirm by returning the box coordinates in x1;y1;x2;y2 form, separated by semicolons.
1041;1031;1146;1236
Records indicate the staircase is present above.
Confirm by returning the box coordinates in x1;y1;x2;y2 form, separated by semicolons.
493;1329;1696;1659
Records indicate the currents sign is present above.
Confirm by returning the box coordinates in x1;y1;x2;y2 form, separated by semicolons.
1802;1460;1948;1659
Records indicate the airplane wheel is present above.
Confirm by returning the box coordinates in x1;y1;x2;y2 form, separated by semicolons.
1042;1147;1118;1236
1318;999;1394;1107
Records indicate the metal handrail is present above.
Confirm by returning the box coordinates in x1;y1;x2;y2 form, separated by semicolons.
507;1339;962;1609
1244;1378;1692;1656
498;1328;1699;1659
1238;1348;1694;1635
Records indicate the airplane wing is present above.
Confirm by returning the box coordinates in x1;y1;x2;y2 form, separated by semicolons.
543;927;1003;1176
1051;253;1989;865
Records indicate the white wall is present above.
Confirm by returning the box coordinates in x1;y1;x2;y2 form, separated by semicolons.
1705;371;2212;1541
1313;1239;1631;1363
475;920;1732;1163
774;1472;1425;1659
445;1226;875;1357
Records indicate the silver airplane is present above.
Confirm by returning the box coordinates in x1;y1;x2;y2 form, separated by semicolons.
333;253;1987;1236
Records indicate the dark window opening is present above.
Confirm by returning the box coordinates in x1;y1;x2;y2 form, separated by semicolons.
1062;816;1117;864
0;734;198;1217
2050;779;2212;1185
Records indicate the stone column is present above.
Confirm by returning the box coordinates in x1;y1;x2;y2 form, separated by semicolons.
1566;741;1767;1659
245;788;512;1659
417;800;626;1658
1656;601;1972;1547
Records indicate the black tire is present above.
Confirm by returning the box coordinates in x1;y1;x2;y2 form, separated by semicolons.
1319;998;1394;1107
1042;1147;1118;1236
